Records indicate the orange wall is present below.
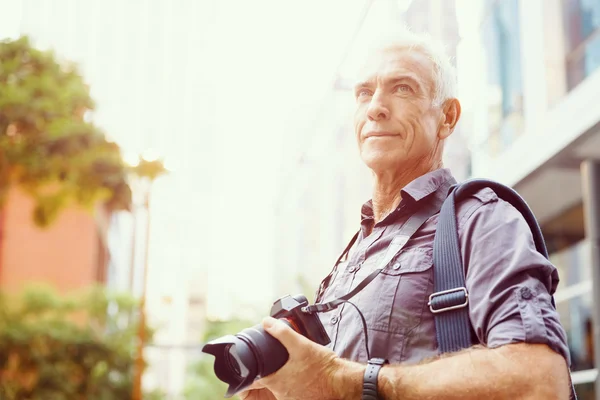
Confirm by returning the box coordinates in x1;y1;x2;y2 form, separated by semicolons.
0;187;102;293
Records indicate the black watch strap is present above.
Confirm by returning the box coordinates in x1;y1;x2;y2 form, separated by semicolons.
362;357;388;400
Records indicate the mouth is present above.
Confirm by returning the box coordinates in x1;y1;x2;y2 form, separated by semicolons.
363;131;398;139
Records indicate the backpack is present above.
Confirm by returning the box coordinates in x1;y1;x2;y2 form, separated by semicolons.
432;178;577;399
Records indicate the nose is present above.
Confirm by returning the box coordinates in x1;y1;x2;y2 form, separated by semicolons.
366;91;389;121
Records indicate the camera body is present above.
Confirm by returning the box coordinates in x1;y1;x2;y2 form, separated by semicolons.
269;294;330;345
201;294;330;398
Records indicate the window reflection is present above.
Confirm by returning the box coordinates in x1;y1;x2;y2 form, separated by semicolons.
552;240;594;372
563;0;600;89
550;239;592;287
557;291;594;371
575;382;595;400
482;0;524;155
563;0;600;51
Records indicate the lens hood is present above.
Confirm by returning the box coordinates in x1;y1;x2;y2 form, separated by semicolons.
202;334;258;397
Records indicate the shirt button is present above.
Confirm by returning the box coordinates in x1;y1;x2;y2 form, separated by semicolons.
392;262;401;270
348;263;362;273
520;287;533;300
330;315;339;325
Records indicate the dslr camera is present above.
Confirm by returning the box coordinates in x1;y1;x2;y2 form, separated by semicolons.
201;294;330;397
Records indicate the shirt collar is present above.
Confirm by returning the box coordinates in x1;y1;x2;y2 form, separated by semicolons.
400;167;454;202
360;168;455;222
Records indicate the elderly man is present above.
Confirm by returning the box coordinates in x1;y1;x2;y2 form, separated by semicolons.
242;30;572;400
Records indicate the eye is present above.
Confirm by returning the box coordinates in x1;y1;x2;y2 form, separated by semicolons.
395;84;412;93
356;89;372;99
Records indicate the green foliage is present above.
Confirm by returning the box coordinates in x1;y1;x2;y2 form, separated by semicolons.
0;284;158;400
183;317;255;400
0;36;135;227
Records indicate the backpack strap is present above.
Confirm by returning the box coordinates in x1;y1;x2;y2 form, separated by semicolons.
453;179;549;258
431;178;551;354
432;178;577;399
430;181;472;353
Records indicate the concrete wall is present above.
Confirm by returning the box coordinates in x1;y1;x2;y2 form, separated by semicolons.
0;187;102;293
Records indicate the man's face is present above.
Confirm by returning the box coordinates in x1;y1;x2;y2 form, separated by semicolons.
353;46;447;175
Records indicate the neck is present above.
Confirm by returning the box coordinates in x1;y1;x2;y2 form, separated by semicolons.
372;161;442;224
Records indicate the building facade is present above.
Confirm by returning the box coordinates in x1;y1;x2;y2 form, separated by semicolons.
458;0;600;398
0;187;110;293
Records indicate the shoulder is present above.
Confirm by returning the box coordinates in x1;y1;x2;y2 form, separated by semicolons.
454;187;497;225
454;186;526;232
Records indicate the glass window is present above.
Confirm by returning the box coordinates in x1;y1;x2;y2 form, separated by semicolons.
575;382;596;400
557;292;594;371
563;0;600;89
552;239;595;386
481;0;524;155
551;239;592;287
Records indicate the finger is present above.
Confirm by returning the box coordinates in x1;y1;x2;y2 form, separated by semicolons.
240;379;265;394
247;380;266;390
239;380;265;399
238;391;251;400
262;317;309;349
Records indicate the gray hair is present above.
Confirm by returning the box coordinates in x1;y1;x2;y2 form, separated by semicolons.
371;27;457;107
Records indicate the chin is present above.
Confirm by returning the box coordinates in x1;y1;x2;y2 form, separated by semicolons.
360;150;405;174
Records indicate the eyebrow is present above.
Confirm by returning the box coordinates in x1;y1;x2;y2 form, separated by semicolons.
354;74;425;94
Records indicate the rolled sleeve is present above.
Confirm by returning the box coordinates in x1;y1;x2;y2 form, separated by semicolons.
459;194;571;366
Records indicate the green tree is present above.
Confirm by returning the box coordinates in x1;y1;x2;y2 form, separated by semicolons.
0;36;135;227
0;284;161;400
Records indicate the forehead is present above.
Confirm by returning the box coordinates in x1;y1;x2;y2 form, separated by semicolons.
356;46;436;89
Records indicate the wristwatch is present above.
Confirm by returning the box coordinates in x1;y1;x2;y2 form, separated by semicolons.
362;357;388;400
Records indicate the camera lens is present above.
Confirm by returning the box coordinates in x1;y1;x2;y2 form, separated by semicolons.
224;343;250;379
225;346;241;377
201;323;290;397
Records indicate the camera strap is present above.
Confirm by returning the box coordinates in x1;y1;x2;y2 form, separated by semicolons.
303;179;453;315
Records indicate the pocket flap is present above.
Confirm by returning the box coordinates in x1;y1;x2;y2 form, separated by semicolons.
382;248;433;275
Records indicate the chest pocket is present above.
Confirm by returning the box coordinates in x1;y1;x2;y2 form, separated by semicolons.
368;248;434;334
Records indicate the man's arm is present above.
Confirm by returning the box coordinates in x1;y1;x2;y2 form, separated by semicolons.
256;318;570;400
253;193;573;400
332;193;574;400
333;342;570;400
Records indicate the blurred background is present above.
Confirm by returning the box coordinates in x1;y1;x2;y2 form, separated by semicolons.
0;0;599;399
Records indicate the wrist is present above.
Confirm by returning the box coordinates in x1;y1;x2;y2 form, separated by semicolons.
378;363;406;399
330;357;366;400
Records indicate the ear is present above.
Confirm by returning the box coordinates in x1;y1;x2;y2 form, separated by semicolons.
438;98;461;140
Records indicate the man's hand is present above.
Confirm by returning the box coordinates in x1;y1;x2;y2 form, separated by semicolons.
239;380;277;400
239;385;277;400
240;316;350;400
